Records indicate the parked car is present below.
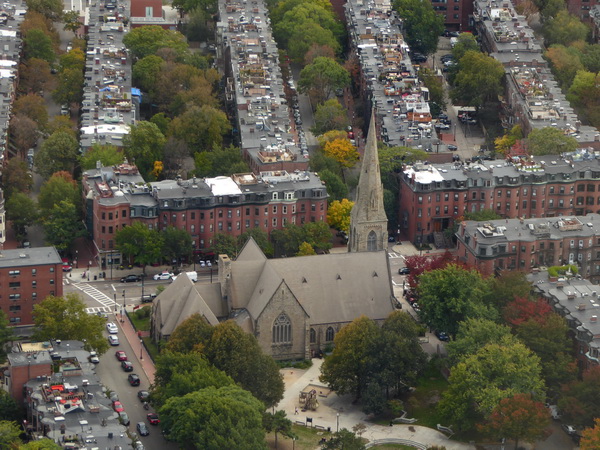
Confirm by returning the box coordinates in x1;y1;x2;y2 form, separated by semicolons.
112;401;124;413
562;424;577;436
398;267;410;275
153;272;174;281
115;351;127;361
62;259;72;272
108;335;119;346
548;404;561;420
137;390;150;402
141;294;157;303
435;331;450;342
137;422;149;436
120;274;141;283
121;361;134;372
147;413;160;425
119;411;130;426
106;322;118;334
411;52;427;63
128;374;141;386
88;351;100;364
447;144;458;151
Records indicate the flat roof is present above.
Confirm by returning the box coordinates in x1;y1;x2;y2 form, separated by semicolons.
0;247;61;268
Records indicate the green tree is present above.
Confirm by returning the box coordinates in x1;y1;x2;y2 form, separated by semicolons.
0;420;21;449
122;25;188;60
526;127;578;156
38;171;80;218
0;390;20;422
13;94;48;130
327;199;353;232
494;124;523;156
171;0;217;14
567;70;600;127
311;99;350;135
58;47;85;72
446;318;515;366
393;0;444;55
318;169;348;201
486;270;532;311
194;145;249;177
152;351;233;407
6;193;38;242
298;57;350;105
417;264;496;337
296;242;316;256
168;105;231;151
273;3;343;50
63;10;82;33
23;28;56;62
534;0;566;19
162;226;193;264
32;294;110;355
122;121;166;178
301;221;333;253
160;386;266;450
545;44;584;88
80;144;123;170
238;228;273;257
211;233;238;258
165;313;214;353
320;316;380;400
132;55;165;93
26;0;63;20
34;131;79;179
184;7;214;42
419;68;446;110
0;312;14;365
463;209;502;221
2;159;33;200
452;33;480;61
263;410;293;449
480;393;550;450
43;201;86;251
542;10;589;47
207;321;284;408
322;429;366;450
559;366;600;428
451;51;504;108
580;43;600;73
115;222;163;270
20;439;62;449
378;144;428;176
52;67;84;106
288;21;340;63
439;342;544;431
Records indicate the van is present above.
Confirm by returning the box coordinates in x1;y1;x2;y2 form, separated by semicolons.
172;271;198;283
450;37;458;48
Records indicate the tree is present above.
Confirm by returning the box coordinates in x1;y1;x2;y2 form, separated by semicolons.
263;410;293;449
319;169;348;201
298;57;350;105
0;390;20;422
2;158;33;200
122;121;166;178
238;228;273;258
0;421;21;449
451;51;504;108
327;199;353;232
80;144;123;170
446;318;515;366
32;294;110;355
545;44;584;88
184;7;214;42
312;99;350;135
20;440;62;449
63;10;82;33
13;94;48;130
0;311;14;365
480;394;550;450
419;68;446;110
542;10;589;47
323;138;359;169
567;70;600;127
171;0;217;15
38;172;80;218
52;67;84;106
581;418;600;450
23;28;56;63
322;429;366;450
194;145;249;177
207;321;284;408
560;366;600;427
115;222;164;270
296;242;316;256
301;221;333;253
6;193;38;242
152;351;233;407
404;251;459;287
162;226;193;264
168;105;231;151
463;209;502;221
34;131;79;179
132;55;165;93
451;33;479;62
19;58;52;95
9;114;39;159
211;233;238;258
393;0;444;55
494;125;523;156
123;26;188;60
503;296;553;327
304;43;336;65
534;0;566;19
26;0;63;20
288;21;340;63
43;201;86;251
438;342;544;431
165;313;214;353
320;316;380;400
486;271;532;311
417;264;496;337
160;385;266;450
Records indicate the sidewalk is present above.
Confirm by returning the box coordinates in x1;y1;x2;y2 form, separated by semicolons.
117;305;156;385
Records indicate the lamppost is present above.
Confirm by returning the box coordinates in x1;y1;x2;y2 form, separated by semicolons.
121;289;125;322
110;251;113;281
139;338;143;361
75;250;78;268
336;413;339;432
113;293;117;314
141;272;145;302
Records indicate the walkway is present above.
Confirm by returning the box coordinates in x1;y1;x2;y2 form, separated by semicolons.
117;304;156;385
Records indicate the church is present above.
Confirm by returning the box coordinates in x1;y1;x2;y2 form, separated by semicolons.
151;113;398;359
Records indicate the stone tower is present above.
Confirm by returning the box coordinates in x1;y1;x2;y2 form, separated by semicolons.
348;111;388;252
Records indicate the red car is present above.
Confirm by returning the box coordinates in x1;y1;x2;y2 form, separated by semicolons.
112;401;124;413
147;413;160;425
115;351;127;361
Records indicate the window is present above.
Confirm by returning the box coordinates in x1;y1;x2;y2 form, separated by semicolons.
310;328;316;343
9;270;20;276
9;282;19;288
31;269;36;276
123;209;127;218
326;327;335;342
9;294;20;300
367;231;377;251
273;206;277;214
9;305;20;312
272;314;291;344
50;279;55;285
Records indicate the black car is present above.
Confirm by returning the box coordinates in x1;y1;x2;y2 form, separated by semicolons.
128;374;141;386
120;274;141;283
447;144;458;151
411;53;427;63
136;422;149;436
398;267;410;275
137;390;150;402
121;361;134;372
435;330;450;342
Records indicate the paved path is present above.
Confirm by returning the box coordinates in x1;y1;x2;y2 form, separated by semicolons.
117;305;156;384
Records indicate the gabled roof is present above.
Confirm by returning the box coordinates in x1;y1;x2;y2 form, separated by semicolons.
229;237;268;309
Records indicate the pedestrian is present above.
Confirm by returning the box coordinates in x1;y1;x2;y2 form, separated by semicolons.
295;407;299;415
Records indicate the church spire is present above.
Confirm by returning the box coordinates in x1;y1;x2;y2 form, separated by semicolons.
348;110;388;252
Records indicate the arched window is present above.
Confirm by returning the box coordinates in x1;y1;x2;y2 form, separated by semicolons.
272;314;291;344
310;328;316;343
367;230;377;251
325;326;335;342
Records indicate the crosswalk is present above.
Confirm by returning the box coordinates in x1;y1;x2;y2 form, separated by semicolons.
86;306;114;314
388;251;401;258
72;282;118;310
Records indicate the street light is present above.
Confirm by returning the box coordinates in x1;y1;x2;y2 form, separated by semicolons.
336;413;339;433
121;289;125;323
113;293;117;314
139;338;143;361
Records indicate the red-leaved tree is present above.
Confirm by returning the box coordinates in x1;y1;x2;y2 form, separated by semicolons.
502;296;552;327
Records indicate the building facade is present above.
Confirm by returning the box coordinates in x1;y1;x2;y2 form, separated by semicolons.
399;154;600;245
429;0;474;31
0;247;63;326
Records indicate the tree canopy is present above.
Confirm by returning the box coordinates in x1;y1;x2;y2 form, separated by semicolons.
446;318;515;366
298;57;350;105
115;222;164;270
323;138;359;169
327;199;353;233
79;144;123;170
311;99;350;135
542;10;589;47
526;127;578;156
393;0;444;55
38;172;80;218
559;366;600;427
123;26;189;60
6;193;38;243
35;131;79;179
122;121;166;178
451;51;504;108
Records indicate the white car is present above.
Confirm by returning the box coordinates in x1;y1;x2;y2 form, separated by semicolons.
106;322;118;334
108;335;119;346
88;351;100;364
153;272;174;281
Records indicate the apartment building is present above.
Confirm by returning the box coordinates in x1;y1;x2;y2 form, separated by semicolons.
399;152;600;245
568;0;599;22
456;214;600;280
429;0;474;31
0;247;63;326
82;164;328;268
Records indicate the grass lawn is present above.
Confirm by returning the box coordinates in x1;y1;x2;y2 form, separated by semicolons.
142;336;160;362
266;424;331;449
404;361;449;429
371;445;417;449
128;307;151;331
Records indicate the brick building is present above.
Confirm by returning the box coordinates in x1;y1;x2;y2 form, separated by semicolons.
399;154;600;245
0;247;63;326
456;214;600;280
82;164;328;268
429;0;474;31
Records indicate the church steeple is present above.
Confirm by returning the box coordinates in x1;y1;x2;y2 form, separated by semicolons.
348;111;388;252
